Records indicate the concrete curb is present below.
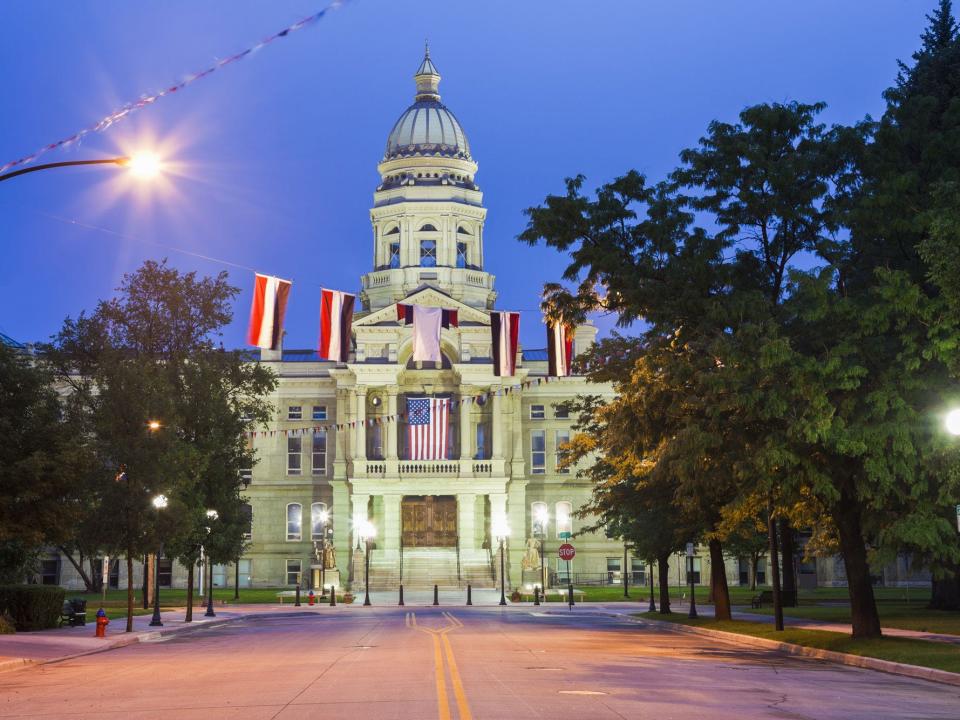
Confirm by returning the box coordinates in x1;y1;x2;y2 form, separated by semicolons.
0;612;255;674
627;614;960;688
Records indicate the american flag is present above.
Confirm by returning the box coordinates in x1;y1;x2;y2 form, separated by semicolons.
406;397;449;460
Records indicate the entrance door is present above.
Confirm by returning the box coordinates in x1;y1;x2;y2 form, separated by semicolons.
402;496;457;547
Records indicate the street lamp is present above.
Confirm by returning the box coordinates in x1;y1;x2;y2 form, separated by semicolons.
147;419;162;432
493;516;510;606
533;506;549;593
205;509;219;618
0;153;164;183
149;494;168;627
316;509;331;597
946;409;960;437
359;520;376;606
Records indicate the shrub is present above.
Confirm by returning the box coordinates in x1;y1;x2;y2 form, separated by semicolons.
0;612;15;634
0;585;65;631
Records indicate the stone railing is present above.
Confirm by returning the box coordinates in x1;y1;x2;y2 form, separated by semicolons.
471;461;493;475
398;461;460;475
365;462;387;475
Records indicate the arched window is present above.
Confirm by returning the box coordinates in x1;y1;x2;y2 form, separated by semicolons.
384;226;400;235
311;502;328;540
531;502;548;536
457;225;472;235
419;223;438;232
555;501;573;538
286;503;302;541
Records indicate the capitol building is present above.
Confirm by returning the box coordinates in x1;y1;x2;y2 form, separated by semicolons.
240;49;625;593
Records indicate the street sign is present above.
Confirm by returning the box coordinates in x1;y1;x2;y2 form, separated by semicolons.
558;543;576;561
559;531;572;539
686;542;695;558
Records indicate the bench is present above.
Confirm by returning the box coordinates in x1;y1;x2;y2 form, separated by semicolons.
750;590;773;609
59;598;87;627
750;589;798;608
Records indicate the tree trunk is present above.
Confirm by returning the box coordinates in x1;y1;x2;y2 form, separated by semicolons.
779;517;797;606
930;571;960;610
709;539;732;621
833;483;882;638
58;548;96;592
767;502;784;631
750;553;759;590
125;552;134;633
185;563;194;622
657;553;672;614
87;556;104;594
234;558;240;601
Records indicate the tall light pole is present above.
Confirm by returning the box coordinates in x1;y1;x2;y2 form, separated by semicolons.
318;510;330;597
0;153;163;183
534;506;549;592
148;494;168;627
493;516;510;606
205;509;219;618
359;520;376;606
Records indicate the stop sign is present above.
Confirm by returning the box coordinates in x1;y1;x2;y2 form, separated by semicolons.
558;543;576;561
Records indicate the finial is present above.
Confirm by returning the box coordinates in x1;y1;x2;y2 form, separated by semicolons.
425;38;430;58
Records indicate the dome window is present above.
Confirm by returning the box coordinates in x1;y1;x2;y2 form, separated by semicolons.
420;240;437;267
384;226;400;235
457;226;472;235
419;224;438;232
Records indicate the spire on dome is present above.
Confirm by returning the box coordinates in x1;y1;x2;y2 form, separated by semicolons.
414;43;441;101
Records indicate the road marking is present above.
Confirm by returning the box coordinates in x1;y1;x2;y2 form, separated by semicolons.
409;612;473;720
559;690;608;695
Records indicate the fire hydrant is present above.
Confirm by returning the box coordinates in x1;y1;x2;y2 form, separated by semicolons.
95;608;109;638
308;590;315;606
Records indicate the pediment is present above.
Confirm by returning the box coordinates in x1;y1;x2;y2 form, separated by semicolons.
355;286;491;326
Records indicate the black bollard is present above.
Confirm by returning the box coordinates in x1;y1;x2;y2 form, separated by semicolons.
534;586;540;606
433;584;439;606
399;584;405;606
329;585;336;607
466;584;472;606
295;584;301;607
568;582;574;609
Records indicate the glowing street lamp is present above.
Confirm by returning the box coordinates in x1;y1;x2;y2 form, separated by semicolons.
147;420;162;432
945;409;960;436
493;516;511;606
359;520;376;606
204;509;219;618
534;506;549;592
148;494;168;627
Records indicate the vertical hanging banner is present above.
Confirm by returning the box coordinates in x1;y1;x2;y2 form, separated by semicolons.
547;320;574;377
491;311;520;377
247;273;292;350
318;288;355;362
406;396;449;460
397;304;458;363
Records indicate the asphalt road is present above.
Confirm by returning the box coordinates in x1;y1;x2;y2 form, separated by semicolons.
1;606;958;719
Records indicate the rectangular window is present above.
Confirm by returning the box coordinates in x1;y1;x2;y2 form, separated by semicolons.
631;558;646;586
530;430;546;474
241;503;253;541
420;240;437;267
212;564;227;588
555;430;571;474
530;404;545;420
288;406;302;421
286;559;302;586
239;468;252;485
158;559;173;587
312;431;327;476
311;502;328;540
287;437;302;475
312;405;327;420
286;504;302;541
40;558;59;585
475;421;491;460
389;242;401;269
556;501;573;538
456;241;468;268
237;559;252;589
554;406;569;419
606;557;622;584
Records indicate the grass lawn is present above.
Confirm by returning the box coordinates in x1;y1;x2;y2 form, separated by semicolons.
67;587;291;608
744;601;960;636
638;612;960;674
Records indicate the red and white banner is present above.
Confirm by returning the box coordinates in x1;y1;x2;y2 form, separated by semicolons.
247;273;292;350
406;397;449;459
318;288;355;362
491;311;520;377
397;304;458;363
547;320;573;377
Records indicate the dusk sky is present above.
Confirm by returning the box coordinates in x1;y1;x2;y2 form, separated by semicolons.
0;1;930;351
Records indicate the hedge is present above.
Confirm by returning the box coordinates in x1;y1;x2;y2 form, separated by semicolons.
0;585;65;631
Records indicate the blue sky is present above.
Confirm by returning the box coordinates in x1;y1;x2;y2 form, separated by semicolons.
0;1;930;351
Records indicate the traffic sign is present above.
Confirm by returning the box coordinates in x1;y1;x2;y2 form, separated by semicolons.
558;543;576;561
559;531;572;539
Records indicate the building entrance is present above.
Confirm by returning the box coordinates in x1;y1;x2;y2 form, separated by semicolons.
401;495;457;547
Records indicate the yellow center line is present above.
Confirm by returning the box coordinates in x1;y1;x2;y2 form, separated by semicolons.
432;631;452;720
408;611;473;720
441;631;472;720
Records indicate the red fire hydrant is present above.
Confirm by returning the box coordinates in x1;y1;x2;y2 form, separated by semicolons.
308;590;315;606
95;608;109;638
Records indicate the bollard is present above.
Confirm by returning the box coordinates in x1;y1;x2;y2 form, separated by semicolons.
329;585;336;606
466;584;472;606
398;584;405;606
94;608;109;638
433;584;439;606
568;582;575;609
308;590;315;606
534;587;540;606
295;584;301;607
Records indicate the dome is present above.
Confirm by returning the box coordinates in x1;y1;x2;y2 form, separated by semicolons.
384;48;471;161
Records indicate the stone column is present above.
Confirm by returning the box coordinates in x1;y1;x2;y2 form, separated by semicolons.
355;387;367;462
333;389;348;478
489;492;509;589
352;493;371;549
459;391;472;462
511;391;526;477
386;389;399;461
383;494;402;552
491;386;503;459
458;494;476;551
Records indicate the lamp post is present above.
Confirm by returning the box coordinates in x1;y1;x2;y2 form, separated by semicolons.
148;494;168;627
534;506;549;593
493;516;510;606
686;544;698;620
0;154;163;183
318;510;330;596
205;510;219;618
359;520;376;606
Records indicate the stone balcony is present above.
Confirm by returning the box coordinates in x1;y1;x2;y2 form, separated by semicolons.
351;458;502;479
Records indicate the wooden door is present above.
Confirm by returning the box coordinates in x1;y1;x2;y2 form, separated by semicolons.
402;496;457;547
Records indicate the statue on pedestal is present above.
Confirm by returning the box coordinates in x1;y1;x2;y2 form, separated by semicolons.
323;538;337;570
522;537;541;570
